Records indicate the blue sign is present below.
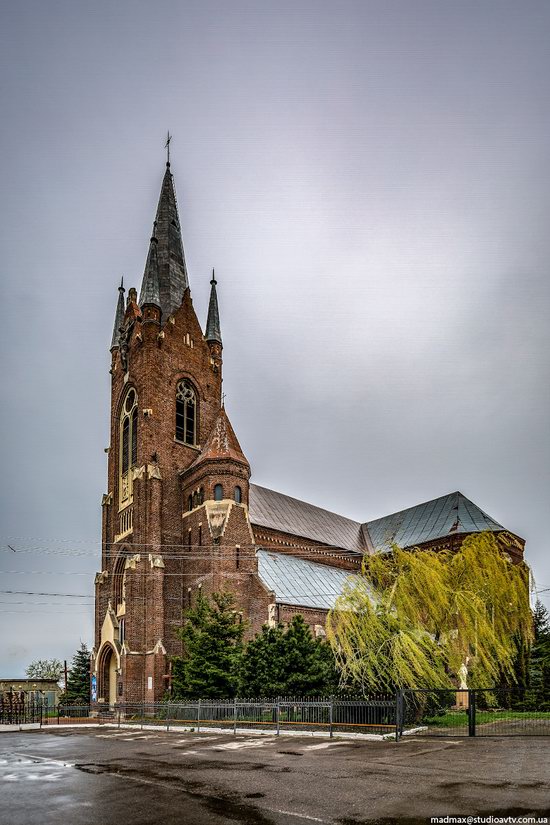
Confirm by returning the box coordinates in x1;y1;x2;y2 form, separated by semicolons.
91;674;97;702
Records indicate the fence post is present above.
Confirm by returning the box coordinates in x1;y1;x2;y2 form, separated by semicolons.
468;690;476;737
276;700;280;736
233;698;238;736
140;703;144;731
166;702;171;732
197;698;201;733
329;698;333;739
118;708;121;729
395;690;404;742
57;705;60;725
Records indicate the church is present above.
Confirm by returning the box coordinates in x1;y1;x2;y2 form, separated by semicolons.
93;156;525;705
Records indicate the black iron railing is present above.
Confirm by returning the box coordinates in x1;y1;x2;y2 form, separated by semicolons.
397;688;550;738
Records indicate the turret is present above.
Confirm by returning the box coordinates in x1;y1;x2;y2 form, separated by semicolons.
181;405;251;513
205;270;222;373
139;223;162;325
110;278;125;351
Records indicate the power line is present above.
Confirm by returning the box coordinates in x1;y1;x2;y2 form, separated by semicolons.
0;605;92;616
0;542;363;558
0;571;91;576
0;547;358;562
0;590;93;598
0;601;93;606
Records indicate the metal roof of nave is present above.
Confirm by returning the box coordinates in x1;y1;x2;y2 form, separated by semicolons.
256;549;357;610
363;491;507;553
249;485;365;554
249;485;513;555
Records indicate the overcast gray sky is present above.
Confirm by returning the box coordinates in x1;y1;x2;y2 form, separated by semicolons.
1;0;549;676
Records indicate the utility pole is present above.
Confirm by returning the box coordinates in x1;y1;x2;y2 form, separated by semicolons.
64;660;68;693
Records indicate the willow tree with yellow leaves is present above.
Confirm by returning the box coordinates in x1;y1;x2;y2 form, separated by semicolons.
326;533;533;692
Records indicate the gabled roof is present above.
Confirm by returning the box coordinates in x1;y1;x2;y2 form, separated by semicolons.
362;492;507;553
256;549;356;610
249;485;364;554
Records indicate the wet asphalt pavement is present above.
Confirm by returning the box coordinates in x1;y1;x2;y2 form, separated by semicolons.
0;727;549;825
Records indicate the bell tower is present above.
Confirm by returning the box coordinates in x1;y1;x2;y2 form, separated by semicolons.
92;152;263;704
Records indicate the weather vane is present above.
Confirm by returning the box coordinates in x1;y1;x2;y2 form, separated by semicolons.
165;131;172;165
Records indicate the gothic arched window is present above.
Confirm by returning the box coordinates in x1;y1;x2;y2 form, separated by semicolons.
214;484;223;501
119;388;138;508
176;380;197;446
113;553;127;610
234;486;242;504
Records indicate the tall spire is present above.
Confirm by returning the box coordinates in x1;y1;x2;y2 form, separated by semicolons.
205;269;222;345
110;278;125;350
139;223;161;309
138;140;189;319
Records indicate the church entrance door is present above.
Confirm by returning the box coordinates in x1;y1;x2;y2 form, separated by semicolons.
99;646;117;705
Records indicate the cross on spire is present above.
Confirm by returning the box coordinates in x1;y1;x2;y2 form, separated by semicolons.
165;131;172;166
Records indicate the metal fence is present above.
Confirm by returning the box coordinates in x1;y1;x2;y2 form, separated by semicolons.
398;689;550;737
12;689;550;738
0;697;46;725
45;695;396;737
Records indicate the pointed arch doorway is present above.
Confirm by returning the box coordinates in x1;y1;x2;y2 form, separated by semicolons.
98;644;117;705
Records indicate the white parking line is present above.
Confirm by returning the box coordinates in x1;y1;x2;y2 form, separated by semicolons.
303;741;346;751
210;738;276;751
264;809;327;822
10;752;74;768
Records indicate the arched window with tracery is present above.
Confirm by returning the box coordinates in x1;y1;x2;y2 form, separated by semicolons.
112;553;127;611
176;380;197;446
119;388;138;508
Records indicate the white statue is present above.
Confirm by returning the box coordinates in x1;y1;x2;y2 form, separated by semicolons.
458;656;470;690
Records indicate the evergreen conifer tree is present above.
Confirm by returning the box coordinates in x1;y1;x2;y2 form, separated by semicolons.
61;643;91;704
529;600;550;709
239;616;340;697
238;624;286;696
172;592;244;698
282;616;339;696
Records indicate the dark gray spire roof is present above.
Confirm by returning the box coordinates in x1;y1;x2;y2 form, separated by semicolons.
139;226;161;309
110;279;126;349
139;163;189;319
205;269;222;344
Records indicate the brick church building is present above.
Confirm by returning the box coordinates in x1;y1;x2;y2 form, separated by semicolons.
93;157;525;704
